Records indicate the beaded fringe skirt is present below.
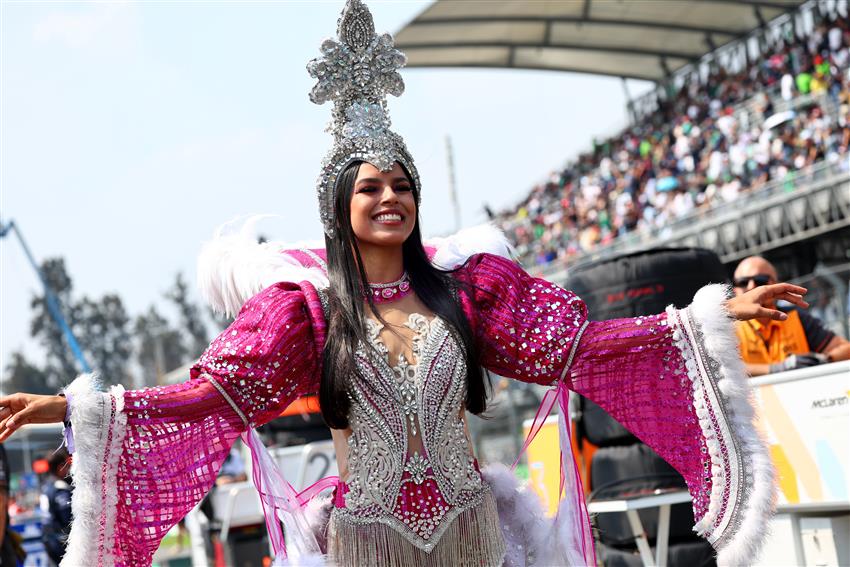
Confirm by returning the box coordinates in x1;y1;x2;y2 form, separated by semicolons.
327;488;506;567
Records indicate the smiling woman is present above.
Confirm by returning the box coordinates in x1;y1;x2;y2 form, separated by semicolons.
320;158;487;447
0;1;811;566
349;162;416;250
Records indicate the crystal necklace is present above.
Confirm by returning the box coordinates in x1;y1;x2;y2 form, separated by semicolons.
367;272;412;303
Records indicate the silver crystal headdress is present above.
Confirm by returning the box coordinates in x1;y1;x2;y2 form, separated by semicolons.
308;0;420;237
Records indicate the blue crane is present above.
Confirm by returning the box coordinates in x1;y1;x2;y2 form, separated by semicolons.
1;218;92;373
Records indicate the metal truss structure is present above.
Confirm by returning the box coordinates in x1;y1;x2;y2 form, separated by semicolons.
671;171;850;265
551;164;850;283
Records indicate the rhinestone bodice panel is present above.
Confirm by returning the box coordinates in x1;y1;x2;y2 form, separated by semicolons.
337;313;483;549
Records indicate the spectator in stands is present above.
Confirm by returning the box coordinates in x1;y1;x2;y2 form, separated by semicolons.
498;10;850;270
40;449;72;566
732;256;850;375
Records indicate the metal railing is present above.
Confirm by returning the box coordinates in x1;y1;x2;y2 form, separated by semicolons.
732;85;842;130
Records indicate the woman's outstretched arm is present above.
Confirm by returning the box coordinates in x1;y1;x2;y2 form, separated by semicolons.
568;282;804;566
0;280;326;566
458;252;806;566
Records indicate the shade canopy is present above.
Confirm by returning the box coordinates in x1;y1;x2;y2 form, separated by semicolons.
395;1;806;82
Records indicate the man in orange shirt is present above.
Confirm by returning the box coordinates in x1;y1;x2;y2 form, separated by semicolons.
733;256;850;376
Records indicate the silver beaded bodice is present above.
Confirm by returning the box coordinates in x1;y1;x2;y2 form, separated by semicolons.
336;314;484;551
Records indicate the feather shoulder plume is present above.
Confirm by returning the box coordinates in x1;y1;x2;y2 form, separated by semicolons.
196;216;328;318
427;223;514;269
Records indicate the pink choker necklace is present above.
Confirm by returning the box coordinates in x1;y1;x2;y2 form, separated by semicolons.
368;272;412;303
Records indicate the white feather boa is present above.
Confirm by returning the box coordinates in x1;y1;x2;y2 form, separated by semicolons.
61;374;126;567
685;284;776;566
428;223;514;269
196;216;513;317
482;464;553;567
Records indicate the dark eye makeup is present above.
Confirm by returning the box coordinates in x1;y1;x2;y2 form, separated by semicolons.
356;184;412;193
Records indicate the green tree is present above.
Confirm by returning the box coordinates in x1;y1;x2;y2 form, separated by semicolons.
2;352;52;396
29;258;79;383
75;294;133;385
166;273;208;358
134;306;187;387
29;258;133;387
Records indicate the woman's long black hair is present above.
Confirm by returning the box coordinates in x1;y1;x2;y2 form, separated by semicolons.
319;161;489;429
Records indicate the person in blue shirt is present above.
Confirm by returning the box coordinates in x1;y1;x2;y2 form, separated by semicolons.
40;449;72;566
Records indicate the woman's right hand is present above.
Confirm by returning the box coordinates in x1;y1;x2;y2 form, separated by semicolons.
0;394;67;442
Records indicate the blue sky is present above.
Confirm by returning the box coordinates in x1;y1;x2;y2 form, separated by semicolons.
1;1;650;380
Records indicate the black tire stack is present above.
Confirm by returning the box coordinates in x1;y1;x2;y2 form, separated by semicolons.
566;247;727;567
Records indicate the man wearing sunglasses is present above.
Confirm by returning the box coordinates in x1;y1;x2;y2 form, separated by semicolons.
733;256;850;376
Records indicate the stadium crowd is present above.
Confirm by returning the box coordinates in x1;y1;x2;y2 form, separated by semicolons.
497;15;850;268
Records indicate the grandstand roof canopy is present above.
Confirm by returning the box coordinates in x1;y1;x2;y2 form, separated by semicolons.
395;0;807;82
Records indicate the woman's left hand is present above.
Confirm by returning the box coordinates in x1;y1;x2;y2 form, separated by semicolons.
725;282;808;321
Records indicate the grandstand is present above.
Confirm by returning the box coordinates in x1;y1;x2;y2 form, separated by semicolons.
396;6;850;566
400;0;850;336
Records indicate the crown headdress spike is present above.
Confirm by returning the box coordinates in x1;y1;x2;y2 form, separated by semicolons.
308;0;420;237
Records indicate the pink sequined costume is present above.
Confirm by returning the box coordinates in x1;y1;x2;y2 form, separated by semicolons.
60;227;773;567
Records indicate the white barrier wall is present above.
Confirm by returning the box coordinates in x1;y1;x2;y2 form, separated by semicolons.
752;361;850;567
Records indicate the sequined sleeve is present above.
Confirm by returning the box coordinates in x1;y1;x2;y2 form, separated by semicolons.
455;253;589;385
60;281;326;566
568;285;774;565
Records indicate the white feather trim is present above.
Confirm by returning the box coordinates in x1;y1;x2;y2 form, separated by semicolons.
197;217;513;317
481;464;551;567
273;495;329;567
273;553;327;566
677;284;776;567
61;374;127;567
428;223;514;269
196;216;329;318
540;503;594;567
303;494;332;552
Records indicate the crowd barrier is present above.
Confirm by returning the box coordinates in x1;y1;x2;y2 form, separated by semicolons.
752;360;850;567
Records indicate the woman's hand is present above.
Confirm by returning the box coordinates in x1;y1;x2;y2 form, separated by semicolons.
725;282;808;321
0;394;67;442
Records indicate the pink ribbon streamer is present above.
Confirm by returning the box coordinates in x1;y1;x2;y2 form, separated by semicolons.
556;383;596;564
511;382;596;565
511;386;559;471
242;429;338;562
